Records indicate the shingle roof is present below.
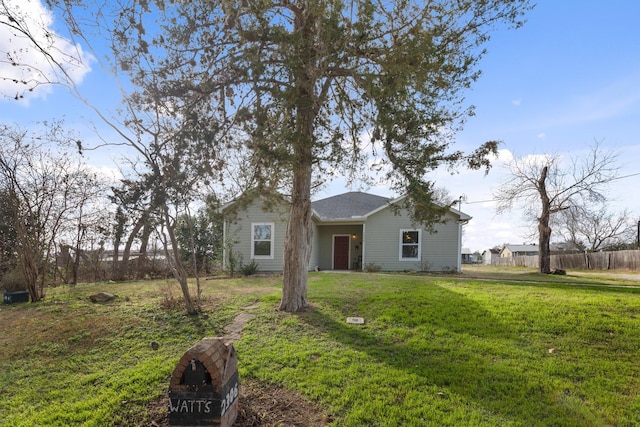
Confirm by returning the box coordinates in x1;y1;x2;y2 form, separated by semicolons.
311;192;391;219
503;244;538;253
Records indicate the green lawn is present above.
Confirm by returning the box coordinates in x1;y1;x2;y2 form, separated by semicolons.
1;269;640;426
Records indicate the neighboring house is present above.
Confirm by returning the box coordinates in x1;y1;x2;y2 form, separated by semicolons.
500;244;539;258
482;248;500;265
461;248;478;264
222;191;471;273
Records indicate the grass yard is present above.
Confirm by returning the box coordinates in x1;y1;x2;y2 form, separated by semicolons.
1;268;640;426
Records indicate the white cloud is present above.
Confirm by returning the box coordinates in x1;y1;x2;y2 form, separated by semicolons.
88;164;122;184
495;148;514;163
512;98;522;106
0;0;93;102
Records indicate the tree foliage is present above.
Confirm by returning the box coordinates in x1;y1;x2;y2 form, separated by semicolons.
107;0;532;311
106;94;215;313
175;205;224;275
3;0;237;311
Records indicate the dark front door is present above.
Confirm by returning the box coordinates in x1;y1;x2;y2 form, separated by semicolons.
333;236;350;270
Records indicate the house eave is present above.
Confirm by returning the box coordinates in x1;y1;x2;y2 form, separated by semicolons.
313;217;366;225
311;207;367;224
368;194;472;222
360;194;406;218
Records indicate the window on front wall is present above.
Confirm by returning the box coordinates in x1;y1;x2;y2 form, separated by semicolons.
252;223;274;259
399;229;421;261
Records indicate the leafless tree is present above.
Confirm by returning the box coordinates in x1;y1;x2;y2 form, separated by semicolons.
494;142;620;273
557;204;635;252
0;122;103;300
57;170;111;285
0;0;91;99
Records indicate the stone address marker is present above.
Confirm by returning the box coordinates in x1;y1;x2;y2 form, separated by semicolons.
169;338;239;427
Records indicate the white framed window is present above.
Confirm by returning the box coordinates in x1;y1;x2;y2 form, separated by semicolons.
399;229;421;261
251;223;274;259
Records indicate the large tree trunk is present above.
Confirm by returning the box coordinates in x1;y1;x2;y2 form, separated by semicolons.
278;4;315;312
538;216;552;273
279;163;313;312
538;166;552;273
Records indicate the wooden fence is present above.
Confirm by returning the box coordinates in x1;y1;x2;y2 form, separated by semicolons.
493;250;640;271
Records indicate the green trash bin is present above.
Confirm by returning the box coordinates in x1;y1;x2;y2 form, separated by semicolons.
3;291;29;304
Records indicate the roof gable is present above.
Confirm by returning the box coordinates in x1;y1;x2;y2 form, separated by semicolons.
311;192;391;220
221;190;289;215
483;248;500;255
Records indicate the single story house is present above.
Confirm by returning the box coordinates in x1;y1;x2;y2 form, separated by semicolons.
461;248;479;264
482;248;501;265
500;244;539;258
222;191;471;273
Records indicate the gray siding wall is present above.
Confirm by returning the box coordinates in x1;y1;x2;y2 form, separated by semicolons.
364;207;461;272
225;197;463;273
309;222;320;271
224;198;289;272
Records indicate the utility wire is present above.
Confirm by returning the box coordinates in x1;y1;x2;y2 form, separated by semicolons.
461;171;640;206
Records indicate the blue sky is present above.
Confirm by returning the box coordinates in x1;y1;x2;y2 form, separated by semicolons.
448;0;640;251
437;0;640;251
2;0;639;252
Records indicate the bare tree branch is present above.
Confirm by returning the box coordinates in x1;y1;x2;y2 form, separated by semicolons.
494;141;620;272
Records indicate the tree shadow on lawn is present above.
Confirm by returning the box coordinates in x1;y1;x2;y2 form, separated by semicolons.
299;284;598;426
500;279;640;294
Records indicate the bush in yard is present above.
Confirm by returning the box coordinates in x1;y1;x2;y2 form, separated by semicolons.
240;260;259;277
365;263;381;273
0;266;26;292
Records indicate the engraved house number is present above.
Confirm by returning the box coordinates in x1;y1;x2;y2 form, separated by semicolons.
220;383;239;416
